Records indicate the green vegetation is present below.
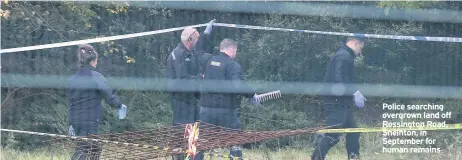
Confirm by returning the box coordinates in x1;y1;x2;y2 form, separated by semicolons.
1;1;461;159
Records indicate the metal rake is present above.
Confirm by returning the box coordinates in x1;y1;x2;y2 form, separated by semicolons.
254;90;281;103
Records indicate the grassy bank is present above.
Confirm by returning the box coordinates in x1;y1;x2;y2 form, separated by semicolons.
2;147;461;160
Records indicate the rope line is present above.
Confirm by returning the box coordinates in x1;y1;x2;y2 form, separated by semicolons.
213;23;462;43
0;128;178;152
2;123;460;138
2;123;461;158
317;123;462;133
2;22;461;54
0;127;245;159
0;23;208;54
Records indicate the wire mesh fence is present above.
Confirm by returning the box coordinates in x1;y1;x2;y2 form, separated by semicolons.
45;122;330;159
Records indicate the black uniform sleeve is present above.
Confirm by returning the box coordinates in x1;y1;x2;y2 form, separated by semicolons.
195;32;213;54
334;53;357;96
194;32;214;75
171;52;198;80
92;72;122;108
228;62;255;98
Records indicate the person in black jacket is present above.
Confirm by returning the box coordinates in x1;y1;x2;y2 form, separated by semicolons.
192;20;216;122
194;21;215;76
311;37;367;160
195;39;259;160
166;19;215;123
67;44;127;160
166;19;215;160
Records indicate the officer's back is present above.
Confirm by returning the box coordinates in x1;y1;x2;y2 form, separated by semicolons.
201;52;239;108
68;45;121;123
200;39;253;109
68;65;101;123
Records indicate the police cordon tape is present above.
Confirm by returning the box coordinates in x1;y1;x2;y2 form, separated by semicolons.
0;128;176;151
1;123;461;159
1;22;461;54
317;123;462;133
213;23;462;43
0;23;208;54
1;123;460;139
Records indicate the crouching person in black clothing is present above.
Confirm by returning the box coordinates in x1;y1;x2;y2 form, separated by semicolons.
67;44;128;160
195;39;260;160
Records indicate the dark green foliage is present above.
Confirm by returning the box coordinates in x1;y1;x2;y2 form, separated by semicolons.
1;1;461;150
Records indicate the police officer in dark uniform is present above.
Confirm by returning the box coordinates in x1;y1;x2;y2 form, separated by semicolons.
195;39;260;160
67;44;128;160
166;19;216;125
166;20;215;160
193;20;216;122
194;20;215;77
311;37;367;160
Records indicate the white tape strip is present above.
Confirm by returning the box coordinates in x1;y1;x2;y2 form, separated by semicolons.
214;23;462;43
0;23;207;54
2;22;461;54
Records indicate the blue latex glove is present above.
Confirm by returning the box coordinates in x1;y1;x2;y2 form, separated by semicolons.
68;125;75;136
204;19;216;35
251;94;260;105
354;91;367;108
118;104;127;119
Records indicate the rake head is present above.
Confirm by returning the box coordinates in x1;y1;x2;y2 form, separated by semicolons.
255;90;281;103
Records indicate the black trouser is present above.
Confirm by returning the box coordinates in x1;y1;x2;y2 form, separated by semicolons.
171;97;198;160
311;104;360;160
195;107;243;160
70;122;101;160
171;97;198;125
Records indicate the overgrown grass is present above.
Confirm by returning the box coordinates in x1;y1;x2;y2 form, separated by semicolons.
2;132;461;160
2;147;461;160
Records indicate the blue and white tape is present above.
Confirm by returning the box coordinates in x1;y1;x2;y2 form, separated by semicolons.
1;22;461;54
0;23;208;54
214;23;462;43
